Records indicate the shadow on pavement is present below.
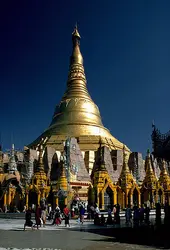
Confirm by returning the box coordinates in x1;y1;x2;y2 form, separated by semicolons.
70;224;170;249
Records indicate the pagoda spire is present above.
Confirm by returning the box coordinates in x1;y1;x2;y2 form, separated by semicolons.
145;149;154;175
29;25;130;153
58;155;68;191
62;24;90;101
119;145;134;191
159;160;170;188
162;160;168;175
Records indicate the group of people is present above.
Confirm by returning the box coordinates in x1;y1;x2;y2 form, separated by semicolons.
22;200;170;230
125;204;150;227
93;204;121;226
24;204;48;230
50;205;70;227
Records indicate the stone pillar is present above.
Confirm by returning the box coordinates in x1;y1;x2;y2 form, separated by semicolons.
138;192;141;207
125;191;128;208
122;192;125;209
55;197;58;206
38;193;41;205
130;193;133;206
168;195;170;205
152;191;155;208
162;192;165;205
101;191;104;210
41;190;45;199
11;192;15;201
64;197;68;205
97;188;100;206
3;192;7;206
113;190;117;205
155;191;158;204
8;190;11;205
26;193;28;208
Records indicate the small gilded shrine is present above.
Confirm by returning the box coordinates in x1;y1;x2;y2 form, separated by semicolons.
0;26;170;211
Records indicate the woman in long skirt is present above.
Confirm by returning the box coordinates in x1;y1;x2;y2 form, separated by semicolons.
63;205;70;227
24;207;33;230
35;204;41;229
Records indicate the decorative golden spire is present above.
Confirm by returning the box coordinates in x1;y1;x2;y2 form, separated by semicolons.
29;26;130;153
162;160;168;174
36;145;45;172
145;149;154;174
159;159;170;186
70;24;83;66
58;155;68;191
119;145;133;189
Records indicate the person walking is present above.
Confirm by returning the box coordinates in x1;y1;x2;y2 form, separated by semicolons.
139;204;145;225
79;205;85;224
24;207;33;231
63;205;70;227
144;204;150;225
55;208;61;226
41;205;47;227
113;205;117;223
125;205;132;226
155;203;161;226
35;204;41;229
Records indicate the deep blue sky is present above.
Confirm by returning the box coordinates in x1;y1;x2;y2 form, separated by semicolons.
0;0;170;156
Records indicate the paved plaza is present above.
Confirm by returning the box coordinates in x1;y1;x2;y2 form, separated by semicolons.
0;217;167;250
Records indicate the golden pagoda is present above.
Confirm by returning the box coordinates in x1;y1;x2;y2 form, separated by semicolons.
119;146;140;207
158;160;170;204
141;149;158;207
1;26;165;212
29;25;130;153
28;145;50;206
93;145;117;209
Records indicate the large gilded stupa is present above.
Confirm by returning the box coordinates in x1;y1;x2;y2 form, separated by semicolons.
29;26;129;153
1;27;168;211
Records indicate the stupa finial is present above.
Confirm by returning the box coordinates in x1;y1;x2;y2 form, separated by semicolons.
72;23;81;41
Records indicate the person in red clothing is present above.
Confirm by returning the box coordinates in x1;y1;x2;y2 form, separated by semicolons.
35;204;41;229
63;205;70;227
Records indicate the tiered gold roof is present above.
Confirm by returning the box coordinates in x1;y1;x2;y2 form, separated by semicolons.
29;26;130;152
143;149;157;189
159;160;170;189
58;156;68;191
119;146;134;189
32;145;47;187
